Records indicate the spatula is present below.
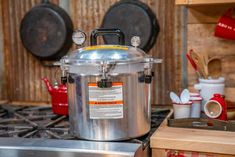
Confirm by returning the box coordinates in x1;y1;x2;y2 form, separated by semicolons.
189;50;208;79
186;50;201;77
186;50;197;71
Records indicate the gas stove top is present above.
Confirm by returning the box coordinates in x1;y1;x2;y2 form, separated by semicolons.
0;104;169;157
0;105;71;139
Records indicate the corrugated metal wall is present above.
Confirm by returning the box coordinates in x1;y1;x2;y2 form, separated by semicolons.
0;0;6;101
1;0;60;103
0;0;183;105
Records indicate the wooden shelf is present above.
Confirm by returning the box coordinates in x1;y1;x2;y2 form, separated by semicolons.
176;0;235;5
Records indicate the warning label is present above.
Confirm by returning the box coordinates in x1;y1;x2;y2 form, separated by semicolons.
88;82;123;119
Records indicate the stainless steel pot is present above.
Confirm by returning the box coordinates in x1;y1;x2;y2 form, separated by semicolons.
60;29;162;141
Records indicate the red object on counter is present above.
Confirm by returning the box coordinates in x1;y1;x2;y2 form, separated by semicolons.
167;150;185;157
42;78;68;115
205;94;227;121
214;8;235;40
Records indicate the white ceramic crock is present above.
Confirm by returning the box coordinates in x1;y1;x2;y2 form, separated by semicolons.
194;77;225;112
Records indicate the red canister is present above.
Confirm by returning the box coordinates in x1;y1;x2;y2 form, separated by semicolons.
215;8;235;40
204;94;227;121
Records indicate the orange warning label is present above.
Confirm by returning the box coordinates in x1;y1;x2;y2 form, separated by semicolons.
89;101;123;105
88;82;123;119
88;82;123;86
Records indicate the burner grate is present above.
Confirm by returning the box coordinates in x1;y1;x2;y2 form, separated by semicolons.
0;105;169;146
0;105;73;139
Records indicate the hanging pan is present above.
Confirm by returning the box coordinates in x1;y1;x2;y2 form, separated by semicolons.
20;0;73;60
101;0;160;52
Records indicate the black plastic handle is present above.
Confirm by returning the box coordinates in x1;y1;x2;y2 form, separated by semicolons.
90;29;125;46
41;0;50;3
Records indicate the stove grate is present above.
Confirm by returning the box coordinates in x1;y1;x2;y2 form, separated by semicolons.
0;105;169;146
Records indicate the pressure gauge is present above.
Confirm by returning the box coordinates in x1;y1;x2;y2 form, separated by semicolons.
131;36;141;48
72;30;86;46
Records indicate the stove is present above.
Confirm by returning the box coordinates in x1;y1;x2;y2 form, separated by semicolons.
0;104;169;157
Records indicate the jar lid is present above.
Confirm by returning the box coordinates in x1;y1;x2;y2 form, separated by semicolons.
173;101;192;105
190;93;200;97
66;45;154;65
190;96;202;101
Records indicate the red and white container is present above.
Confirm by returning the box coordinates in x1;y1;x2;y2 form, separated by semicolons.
173;102;192;119
204;94;227;121
190;96;202;118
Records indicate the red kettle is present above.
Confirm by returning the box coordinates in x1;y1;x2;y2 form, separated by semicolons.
42;78;68;115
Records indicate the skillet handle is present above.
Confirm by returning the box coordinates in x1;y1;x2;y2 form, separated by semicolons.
90;29;125;46
41;0;50;3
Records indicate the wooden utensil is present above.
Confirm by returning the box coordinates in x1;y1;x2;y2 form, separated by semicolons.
208;58;222;79
202;55;208;77
186;50;201;77
189;50;208;79
186;53;197;71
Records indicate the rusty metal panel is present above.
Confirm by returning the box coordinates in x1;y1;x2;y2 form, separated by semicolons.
0;0;7;100
1;0;60;103
0;0;182;105
145;0;183;104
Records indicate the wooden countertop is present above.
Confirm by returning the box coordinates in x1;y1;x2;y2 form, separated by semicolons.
150;110;235;155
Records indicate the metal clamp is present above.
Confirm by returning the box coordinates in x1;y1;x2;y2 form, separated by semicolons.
97;61;116;88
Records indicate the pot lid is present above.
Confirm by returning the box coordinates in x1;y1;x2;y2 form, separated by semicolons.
66;45;149;65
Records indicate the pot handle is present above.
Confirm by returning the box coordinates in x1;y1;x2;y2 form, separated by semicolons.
90;29;125;46
41;0;50;3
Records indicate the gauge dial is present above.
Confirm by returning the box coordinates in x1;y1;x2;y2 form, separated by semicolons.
131;36;141;47
72;30;86;46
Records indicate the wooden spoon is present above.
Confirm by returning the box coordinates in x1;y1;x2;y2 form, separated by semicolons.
202;55;208;77
189;50;208;79
208;58;222;79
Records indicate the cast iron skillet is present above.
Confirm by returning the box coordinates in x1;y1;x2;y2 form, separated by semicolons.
20;0;73;60
101;0;160;53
